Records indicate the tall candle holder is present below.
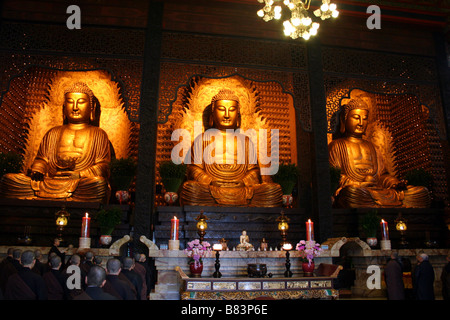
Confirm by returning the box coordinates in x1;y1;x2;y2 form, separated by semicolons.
169;216;180;250
283;243;293;277
380;219;391;250
79;212;91;249
213;244;222;278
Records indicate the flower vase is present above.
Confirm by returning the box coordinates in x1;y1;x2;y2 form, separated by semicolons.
302;262;315;276
164;191;178;205
189;262;203;277
115;190;129;204
282;194;293;207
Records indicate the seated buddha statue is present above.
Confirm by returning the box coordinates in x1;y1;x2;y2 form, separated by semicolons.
328;98;431;208
180;89;282;207
0;82;111;203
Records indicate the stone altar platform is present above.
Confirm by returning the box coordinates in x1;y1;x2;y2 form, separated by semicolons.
145;236;450;300
176;266;339;300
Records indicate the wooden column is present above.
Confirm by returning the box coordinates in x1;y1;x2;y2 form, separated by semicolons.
133;0;163;253
306;38;333;243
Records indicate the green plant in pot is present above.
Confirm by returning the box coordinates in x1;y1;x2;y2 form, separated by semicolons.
272;163;298;207
96;206;122;246
360;210;381;247
109;157;137;204
0;152;23;178
158;161;187;205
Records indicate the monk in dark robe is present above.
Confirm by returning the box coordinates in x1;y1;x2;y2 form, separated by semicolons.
4;250;47;300
43;255;68;300
74;266;117;300
103;258;136;300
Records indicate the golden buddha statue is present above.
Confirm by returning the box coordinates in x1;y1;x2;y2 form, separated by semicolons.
328;98;431;208
180;89;282;207
0;82;111;203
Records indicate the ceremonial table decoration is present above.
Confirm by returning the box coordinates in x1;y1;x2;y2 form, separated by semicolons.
109;157;137;205
380;219;391;250
169;216;180;250
272;163;298;207
185;239;211;277
96;207;122;246
361;210;380;247
79;212;91;248
158;161;186;206
296;240;322;276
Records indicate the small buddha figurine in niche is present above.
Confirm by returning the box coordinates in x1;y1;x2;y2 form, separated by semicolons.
0;82;111;203
237;230;254;251
328;98;431;208
180;89;282;207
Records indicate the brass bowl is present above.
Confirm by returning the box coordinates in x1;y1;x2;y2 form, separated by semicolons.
247;264;267;278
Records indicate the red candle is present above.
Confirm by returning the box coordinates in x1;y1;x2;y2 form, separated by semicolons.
306;219;314;241
380;219;389;240
81;212;91;238
171;216;179;240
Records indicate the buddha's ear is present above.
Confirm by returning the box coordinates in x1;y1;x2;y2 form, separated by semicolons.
62;105;68;125
339;113;345;134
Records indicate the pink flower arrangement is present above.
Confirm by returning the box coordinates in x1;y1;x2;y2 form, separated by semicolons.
296;240;322;266
184;239;211;266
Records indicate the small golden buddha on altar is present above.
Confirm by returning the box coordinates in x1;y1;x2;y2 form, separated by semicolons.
0;82;111;203
328;98;431;208
180;89;282;207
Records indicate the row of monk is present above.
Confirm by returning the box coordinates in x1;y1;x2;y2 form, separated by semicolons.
0;84;431;208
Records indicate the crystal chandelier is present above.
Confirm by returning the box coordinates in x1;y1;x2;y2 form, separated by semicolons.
257;0;339;40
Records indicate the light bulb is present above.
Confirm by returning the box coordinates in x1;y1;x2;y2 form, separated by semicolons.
257;9;264;17
329;3;337;11
320;3;329;12
332;10;339;18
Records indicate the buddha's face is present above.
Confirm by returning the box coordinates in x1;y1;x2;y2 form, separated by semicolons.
211;99;239;130
345;108;369;137
64;92;92;124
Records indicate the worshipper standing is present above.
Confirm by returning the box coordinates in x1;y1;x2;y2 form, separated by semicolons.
48;238;67;269
441;254;450;300
413;253;435;300
32;250;47;276
103;258;136;300
4;250;47;300
121;257;144;300
74;266;117;300
43;255;68;300
11;249;23;272
133;253;148;299
0;248;17;296
136;253;154;295
384;252;405;300
80;251;94;275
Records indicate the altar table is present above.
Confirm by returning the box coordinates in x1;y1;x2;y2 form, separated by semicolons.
176;266;339;300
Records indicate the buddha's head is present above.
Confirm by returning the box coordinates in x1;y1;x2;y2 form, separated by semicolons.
340;98;370;137
63;82;98;125
209;89;241;130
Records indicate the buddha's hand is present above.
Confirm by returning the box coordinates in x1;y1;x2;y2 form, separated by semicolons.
211;180;244;188
30;171;44;181
54;171;81;180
